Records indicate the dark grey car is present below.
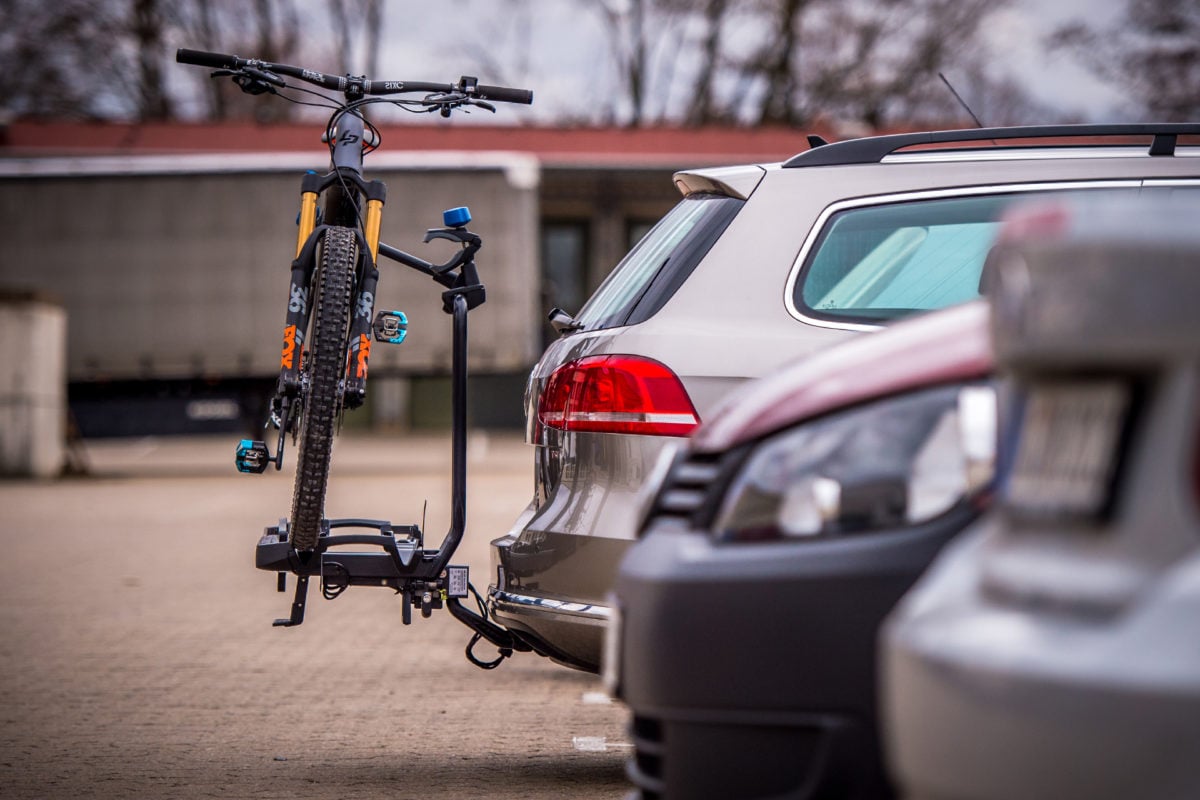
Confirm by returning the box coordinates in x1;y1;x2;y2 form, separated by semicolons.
882;186;1200;800
489;123;1200;672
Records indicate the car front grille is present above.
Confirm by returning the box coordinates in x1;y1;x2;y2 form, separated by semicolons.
643;446;746;532
626;715;666;799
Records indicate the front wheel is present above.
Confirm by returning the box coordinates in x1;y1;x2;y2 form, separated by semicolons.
289;226;357;550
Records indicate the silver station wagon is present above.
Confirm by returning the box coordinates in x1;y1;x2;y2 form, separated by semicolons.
488;123;1200;672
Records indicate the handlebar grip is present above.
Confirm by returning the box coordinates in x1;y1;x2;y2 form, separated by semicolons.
176;48;239;69
475;85;533;105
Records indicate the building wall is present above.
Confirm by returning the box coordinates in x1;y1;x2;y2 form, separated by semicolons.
0;154;690;433
0;156;541;383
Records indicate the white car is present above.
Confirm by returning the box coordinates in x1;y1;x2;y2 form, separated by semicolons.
489;123;1200;674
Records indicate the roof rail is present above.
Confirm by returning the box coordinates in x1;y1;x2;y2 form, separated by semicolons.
783;123;1200;168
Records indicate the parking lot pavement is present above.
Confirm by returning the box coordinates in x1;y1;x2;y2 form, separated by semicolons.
0;433;629;799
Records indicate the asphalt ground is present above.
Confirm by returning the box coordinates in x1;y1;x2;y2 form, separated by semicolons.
0;433;629;799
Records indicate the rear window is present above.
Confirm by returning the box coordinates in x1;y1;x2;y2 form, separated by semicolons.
573;193;743;332
794;188;1134;324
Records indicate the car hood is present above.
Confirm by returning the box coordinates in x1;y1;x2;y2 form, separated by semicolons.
692;300;993;452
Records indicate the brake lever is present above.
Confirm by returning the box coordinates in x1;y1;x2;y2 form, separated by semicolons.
212;65;284;95
243;65;285;87
234;73;277;96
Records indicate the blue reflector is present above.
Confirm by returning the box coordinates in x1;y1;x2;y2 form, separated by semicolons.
443;206;471;227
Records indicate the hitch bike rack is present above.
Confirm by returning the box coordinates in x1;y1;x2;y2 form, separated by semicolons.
249;210;530;669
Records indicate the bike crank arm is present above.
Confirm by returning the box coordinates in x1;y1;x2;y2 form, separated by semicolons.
235;396;293;473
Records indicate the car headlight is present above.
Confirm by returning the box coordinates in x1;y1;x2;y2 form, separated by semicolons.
713;383;996;541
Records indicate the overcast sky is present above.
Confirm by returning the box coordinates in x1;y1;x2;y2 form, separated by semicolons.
170;0;1134;125
989;0;1126;117
375;0;1132;124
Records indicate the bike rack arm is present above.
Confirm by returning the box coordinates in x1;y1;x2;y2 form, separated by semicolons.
429;291;470;576
378;242;457;288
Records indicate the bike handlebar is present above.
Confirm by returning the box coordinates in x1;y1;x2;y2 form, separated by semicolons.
176;48;237;69
175;48;533;104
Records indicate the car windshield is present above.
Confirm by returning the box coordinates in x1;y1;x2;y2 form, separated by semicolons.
573;193;743;331
796;188;1137;323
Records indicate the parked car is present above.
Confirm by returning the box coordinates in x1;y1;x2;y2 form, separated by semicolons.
489;123;1200;673
882;190;1200;800
606;299;995;800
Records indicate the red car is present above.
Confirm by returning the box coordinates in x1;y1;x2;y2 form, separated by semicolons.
606;299;995;799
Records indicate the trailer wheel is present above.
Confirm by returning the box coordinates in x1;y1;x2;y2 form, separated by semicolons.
289;226;356;551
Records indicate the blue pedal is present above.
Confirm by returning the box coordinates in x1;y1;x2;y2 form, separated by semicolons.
235;439;271;474
372;310;408;344
443;206;471;228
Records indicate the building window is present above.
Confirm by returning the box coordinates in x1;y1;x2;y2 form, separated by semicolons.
540;221;588;346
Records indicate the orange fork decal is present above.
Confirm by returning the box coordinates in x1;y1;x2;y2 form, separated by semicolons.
280;324;298;369
356;334;371;378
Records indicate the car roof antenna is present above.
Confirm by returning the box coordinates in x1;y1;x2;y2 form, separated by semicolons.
939;72;986;128
938;72;996;145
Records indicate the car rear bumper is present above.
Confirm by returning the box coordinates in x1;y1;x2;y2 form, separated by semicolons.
882;526;1200;800
610;506;976;800
488;530;631;672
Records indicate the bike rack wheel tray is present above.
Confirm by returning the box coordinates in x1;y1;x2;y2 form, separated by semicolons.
257;517;468;627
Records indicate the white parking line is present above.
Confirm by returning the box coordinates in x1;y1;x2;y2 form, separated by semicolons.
571;736;633;752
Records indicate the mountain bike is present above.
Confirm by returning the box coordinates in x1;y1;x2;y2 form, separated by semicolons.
177;48;533;667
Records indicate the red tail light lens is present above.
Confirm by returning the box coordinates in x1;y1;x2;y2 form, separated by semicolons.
538;355;700;437
996;200;1072;244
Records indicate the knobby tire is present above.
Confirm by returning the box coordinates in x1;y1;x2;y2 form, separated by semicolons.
289;226;357;551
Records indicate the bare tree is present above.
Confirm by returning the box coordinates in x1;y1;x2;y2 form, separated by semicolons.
324;0;386;75
189;0;228;119
364;0;383;77
132;0;174;120
809;0;1002;127
3;0;1038;129
751;0;809;125
0;0;133;120
598;0;652;126
255;0;300;65
684;0;732;125
327;0;354;70
1050;0;1200;120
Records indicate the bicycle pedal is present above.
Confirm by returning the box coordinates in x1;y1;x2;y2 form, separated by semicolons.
372;310;408;344
235;439;271;474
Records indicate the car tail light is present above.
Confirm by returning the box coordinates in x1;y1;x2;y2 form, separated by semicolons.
996;199;1072;244
537;355;700;437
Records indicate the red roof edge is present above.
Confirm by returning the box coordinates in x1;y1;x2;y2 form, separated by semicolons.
0;120;865;165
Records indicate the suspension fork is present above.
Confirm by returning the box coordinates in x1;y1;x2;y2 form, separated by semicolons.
263;181;324;470
344;182;387;409
279;171;328;400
